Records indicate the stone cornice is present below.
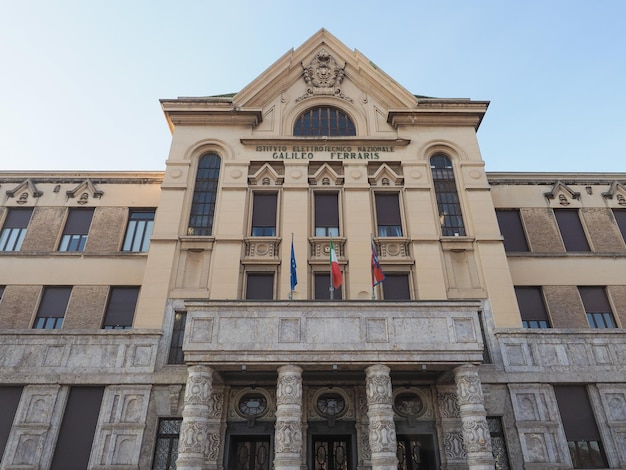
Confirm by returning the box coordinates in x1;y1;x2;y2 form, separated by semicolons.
160;99;262;131
387;99;489;130
240;138;410;146
487;172;626;185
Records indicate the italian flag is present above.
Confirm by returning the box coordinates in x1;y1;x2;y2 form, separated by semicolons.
329;239;343;289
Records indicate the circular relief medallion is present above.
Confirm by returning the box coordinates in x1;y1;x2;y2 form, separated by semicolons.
316;392;346;418
230;169;243;179
291;170;303;179
350;170;362;180
237;393;268;418
410;170;422;180
255;243;269;256
170;169;183;179
387;244;400;256
394;392;425;418
469;170;481;180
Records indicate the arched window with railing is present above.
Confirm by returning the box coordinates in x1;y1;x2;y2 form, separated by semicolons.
187;153;221;236
430;154;466;236
293;106;356;136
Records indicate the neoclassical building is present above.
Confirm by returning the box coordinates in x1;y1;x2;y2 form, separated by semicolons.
1;29;626;470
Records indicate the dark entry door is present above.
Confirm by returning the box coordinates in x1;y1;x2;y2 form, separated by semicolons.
313;436;351;470
396;435;437;470
229;437;270;470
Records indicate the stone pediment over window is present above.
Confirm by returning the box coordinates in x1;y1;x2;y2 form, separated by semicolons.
602;181;626;207
308;163;344;186
544;181;581;207
368;163;404;186
66;179;104;204
6;179;43;204
248;163;284;186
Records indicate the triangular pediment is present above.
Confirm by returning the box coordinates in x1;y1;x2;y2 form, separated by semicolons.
66;179;104;204
308;163;344;186
6;179;43;204
602;181;626;207
368;163;404;187
234;29;417;111
248;163;284;186
544;181;581;207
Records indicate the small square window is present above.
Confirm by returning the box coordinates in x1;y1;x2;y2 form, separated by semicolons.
382;273;411;300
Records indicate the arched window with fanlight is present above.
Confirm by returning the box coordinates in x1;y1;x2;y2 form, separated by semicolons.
430;154;466;237
188;153;221;236
293;106;356;136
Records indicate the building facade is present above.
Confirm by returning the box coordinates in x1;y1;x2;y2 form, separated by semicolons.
1;29;626;470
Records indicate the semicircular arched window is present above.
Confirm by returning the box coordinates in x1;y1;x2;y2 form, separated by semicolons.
293;106;356;137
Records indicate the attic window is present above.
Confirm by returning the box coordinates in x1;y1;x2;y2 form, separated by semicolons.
293;106;356;137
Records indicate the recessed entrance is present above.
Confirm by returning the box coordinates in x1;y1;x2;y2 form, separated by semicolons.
396;435;437;470
312;435;351;470
228;436;270;470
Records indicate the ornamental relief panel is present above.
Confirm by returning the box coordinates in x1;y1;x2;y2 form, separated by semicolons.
443;431;467;460
276;373;302;406
366;374;393;406
392;387;434;422
274;420;303;453
307;386;354;421
178;419;209;455
438;391;461;419
297;48;353;103
461;418;493;454
368;419;397;453
227;387;275;421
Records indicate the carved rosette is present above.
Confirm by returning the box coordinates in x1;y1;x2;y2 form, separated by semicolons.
177;365;214;470
453;365;495;469
274;365;303;470
365;365;398;470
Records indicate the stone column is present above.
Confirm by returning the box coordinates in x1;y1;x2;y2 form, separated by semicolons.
453;364;495;470
365;364;398;470
274;365;304;470
177;365;214;470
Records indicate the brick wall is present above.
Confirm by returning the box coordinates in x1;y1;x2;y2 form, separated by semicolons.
607;285;626;328
543;285;588;328
0;285;42;328
85;207;128;252
520;208;564;253
581;208;626;253
20;207;66;252
64;286;109;329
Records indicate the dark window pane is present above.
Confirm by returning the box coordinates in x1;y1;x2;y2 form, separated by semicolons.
382;274;411;300
579;286;617;328
496;210;529;252
431;155;466;236
375;193;402;237
315;193;339;235
293;107;356;137
168;312;187;365
613;209;626;244
0;387;22;461
102;287;139;329
1;208;33;250
59;208;94;252
554;385;601;441
246;274;274;300
188;153;221;236
514;287;550;327
554;209;590;251
50;387;104;470
251;193;277;236
314;273;342;299
34;287;71;329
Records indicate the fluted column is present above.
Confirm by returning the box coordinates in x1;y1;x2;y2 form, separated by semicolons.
365;364;398;470
454;364;495;470
274;365;303;470
177;365;214;470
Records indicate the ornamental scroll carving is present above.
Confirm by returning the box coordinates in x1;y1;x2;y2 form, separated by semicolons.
368;419;397;453
456;373;485;406
366;374;393;406
184;372;212;406
276;373;302;406
462;419;493;454
297;49;353;103
274;420;303;453
179;420;209;454
444;432;467;460
438;392;461;418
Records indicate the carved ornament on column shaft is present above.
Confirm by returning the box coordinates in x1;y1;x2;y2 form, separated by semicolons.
179;420;209;454
276;367;303;406
455;370;484;406
274;420;303;453
438;392;461;418
184;366;213;406
366;365;393;406
368;419;397;453
462;419;492;454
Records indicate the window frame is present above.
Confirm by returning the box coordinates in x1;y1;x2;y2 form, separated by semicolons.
58;208;94;252
314;272;343;300
496;209;529;252
102;287;139;329
430;154;466;237
514;286;551;328
122;209;155;252
579;286;617;328
554;209;591;252
612;208;626;245
381;272;412;300
374;192;403;237
0;208;33;252
168;311;187;364
188;153;221;236
152;418;183;470
250;192;278;237
244;272;275;300
293;106;356;137
314;192;340;237
33;286;72;330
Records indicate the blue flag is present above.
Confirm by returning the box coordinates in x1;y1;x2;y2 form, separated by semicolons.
290;239;298;291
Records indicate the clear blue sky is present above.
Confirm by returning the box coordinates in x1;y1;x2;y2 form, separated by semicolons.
1;1;625;173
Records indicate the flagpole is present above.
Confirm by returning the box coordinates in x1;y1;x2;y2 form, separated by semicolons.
371;234;375;300
329;235;334;300
289;233;294;300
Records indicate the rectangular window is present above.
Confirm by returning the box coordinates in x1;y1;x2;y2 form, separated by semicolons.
0;386;23;462
375;193;403;237
59;208;94;252
102;287;139;329
245;273;274;300
487;417;512;470
496;209;529;252
314;193;339;237
579;286;617;328
50;387;104;470
554;209;590;252
168;311;187;364
251;193;277;236
514;286;551;328
613;209;626;244
382;273;411;300
122;210;155;252
314;272;342;300
34;286;71;329
554;385;608;469
153;418;182;470
0;208;33;251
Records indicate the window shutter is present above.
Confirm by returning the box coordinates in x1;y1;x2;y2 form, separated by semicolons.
315;194;339;227
496;210;529;252
104;287;139;327
375;194;402;226
63;208;94;234
251;193;277;227
3;208;33;228
38;287;72;318
514;287;549;322
554;385;601;441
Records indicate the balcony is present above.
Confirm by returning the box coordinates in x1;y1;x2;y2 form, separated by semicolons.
182;300;484;368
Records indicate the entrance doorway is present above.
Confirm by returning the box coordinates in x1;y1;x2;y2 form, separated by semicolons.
312;435;351;470
396;435;437;470
228;437;270;470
